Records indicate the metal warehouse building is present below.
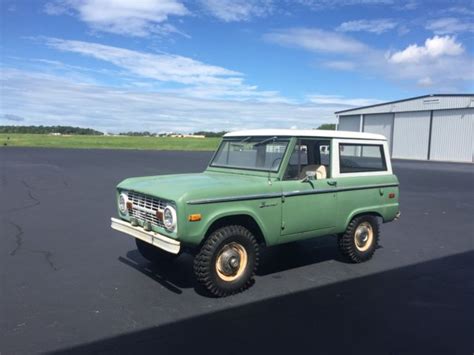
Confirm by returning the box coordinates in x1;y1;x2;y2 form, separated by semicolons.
336;94;474;163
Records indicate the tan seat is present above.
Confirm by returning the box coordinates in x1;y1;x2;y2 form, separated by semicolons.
299;165;327;180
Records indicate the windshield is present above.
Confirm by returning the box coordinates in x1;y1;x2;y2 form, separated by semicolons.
210;136;290;172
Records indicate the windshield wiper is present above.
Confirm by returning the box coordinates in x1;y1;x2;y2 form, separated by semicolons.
254;136;277;146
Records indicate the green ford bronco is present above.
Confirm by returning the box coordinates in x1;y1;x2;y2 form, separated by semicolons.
111;129;400;296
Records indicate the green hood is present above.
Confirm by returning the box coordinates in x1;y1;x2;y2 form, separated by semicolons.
117;171;270;203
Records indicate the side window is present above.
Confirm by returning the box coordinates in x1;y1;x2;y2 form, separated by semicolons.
284;139;331;180
285;144;307;179
319;143;330;165
339;143;387;173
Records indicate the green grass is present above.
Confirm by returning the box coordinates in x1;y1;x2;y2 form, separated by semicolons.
0;134;220;151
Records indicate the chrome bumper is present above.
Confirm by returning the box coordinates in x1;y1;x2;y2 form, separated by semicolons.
111;217;180;254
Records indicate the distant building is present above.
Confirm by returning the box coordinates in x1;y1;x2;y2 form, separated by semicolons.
169;134;206;139
336;94;474;163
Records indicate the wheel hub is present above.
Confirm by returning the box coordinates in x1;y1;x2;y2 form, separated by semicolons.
218;248;241;276
215;242;248;282
354;222;374;252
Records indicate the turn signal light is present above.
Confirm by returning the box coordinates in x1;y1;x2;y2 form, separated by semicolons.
126;201;133;209
188;214;202;222
389;193;395;199
156;210;164;220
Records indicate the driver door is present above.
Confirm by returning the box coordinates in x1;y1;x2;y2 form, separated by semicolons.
280;138;337;237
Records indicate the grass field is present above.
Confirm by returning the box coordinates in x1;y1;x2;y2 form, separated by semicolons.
0;134;220;151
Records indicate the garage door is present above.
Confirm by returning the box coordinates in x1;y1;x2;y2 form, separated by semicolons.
430;109;474;162
363;114;394;152
338;115;360;132
392;111;430;160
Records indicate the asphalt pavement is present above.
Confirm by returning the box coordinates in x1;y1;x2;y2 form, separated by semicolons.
1;147;473;355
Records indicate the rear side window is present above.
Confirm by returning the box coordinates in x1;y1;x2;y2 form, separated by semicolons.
339;144;387;173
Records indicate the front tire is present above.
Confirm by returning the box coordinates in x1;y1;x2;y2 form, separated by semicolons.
194;225;259;297
338;215;379;263
135;239;178;263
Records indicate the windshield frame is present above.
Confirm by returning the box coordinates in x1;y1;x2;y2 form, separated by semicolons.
209;136;291;173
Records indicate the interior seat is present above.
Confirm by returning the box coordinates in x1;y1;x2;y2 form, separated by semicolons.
299;165;327;180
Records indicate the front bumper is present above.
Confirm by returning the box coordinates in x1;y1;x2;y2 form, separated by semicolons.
111;217;180;254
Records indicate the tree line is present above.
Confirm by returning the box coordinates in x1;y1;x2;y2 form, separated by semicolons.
0;125;103;135
1;125;336;136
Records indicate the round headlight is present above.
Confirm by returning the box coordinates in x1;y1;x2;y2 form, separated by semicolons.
163;205;177;231
118;192;128;214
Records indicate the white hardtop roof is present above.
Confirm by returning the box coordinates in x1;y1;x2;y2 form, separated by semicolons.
224;129;386;141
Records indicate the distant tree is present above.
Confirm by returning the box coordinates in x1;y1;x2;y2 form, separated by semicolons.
118;131;155;136
193;131;227;137
0;125;103;135
316;124;336;130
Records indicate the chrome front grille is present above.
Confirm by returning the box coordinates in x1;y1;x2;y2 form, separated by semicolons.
127;191;168;228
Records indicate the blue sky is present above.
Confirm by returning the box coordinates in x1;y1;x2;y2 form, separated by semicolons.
1;0;473;133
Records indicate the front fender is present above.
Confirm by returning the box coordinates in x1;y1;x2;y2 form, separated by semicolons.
179;200;281;246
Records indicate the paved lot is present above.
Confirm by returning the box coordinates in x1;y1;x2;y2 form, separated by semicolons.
1;148;473;355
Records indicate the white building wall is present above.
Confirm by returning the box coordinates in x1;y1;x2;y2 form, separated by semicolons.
392;111;431;160
336;95;474;116
337;115;360;132
430;108;474;162
363;113;393;153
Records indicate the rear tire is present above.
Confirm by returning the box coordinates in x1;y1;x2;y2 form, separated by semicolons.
338;215;379;263
135;239;177;263
194;225;259;297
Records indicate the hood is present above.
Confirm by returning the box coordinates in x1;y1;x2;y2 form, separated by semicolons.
117;171;270;203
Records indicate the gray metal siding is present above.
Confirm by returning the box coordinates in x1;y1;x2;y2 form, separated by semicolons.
363;113;393;152
392;111;431;160
430;108;474;162
338;115;360;132
337;95;473;116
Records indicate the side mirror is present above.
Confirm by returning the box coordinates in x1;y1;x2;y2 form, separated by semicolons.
302;170;316;182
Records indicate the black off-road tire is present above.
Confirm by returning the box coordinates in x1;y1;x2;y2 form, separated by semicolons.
135;239;178;263
338;215;380;263
194;225;259;297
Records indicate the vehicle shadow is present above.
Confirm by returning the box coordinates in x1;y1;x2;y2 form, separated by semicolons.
118;235;348;296
257;234;346;276
55;251;474;355
118;250;195;294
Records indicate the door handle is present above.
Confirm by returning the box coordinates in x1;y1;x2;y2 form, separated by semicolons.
327;180;337;186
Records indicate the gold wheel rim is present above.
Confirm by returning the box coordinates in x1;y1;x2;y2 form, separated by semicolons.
215;242;248;282
354;222;374;252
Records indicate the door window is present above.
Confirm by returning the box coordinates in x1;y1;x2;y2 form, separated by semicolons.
284;139;331;180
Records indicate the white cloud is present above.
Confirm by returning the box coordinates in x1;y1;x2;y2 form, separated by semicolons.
388;35;464;63
384;36;472;89
294;0;420;11
0;69;345;133
323;60;356;70
445;6;474;16
263;28;367;54
426;17;474;34
307;95;382;107
43;38;288;101
199;0;273;22
45;38;241;85
44;0;189;37
337;19;398;34
417;77;433;87
266;28;473;90
294;0;394;10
